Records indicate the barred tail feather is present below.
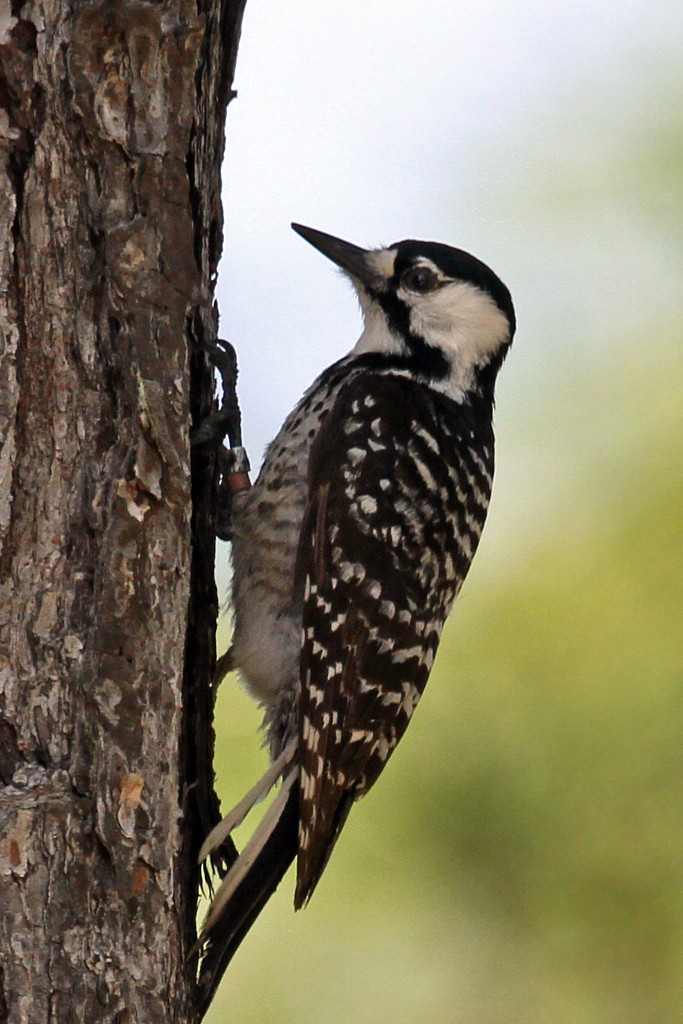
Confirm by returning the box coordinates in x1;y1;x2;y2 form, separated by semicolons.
197;772;298;1017
294;788;354;910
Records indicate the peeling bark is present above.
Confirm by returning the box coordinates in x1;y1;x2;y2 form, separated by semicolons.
0;1;246;1021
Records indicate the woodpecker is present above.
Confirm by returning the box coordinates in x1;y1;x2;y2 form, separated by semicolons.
197;224;516;1012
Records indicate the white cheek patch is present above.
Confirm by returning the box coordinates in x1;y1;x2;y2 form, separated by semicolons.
407;281;510;373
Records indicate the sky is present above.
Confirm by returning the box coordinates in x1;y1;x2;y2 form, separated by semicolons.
213;0;682;576
217;0;681;446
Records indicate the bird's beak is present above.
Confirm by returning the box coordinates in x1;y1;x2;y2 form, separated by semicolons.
291;223;386;291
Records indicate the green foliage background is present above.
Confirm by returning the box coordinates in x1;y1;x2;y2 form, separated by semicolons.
206;48;682;1024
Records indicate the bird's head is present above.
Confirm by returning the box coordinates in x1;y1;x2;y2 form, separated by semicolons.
292;223;515;402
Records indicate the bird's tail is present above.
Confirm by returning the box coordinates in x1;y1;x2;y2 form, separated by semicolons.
196;770;298;1017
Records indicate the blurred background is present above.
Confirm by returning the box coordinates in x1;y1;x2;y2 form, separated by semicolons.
207;2;683;1021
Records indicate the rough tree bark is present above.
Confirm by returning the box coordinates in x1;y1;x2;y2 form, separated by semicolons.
0;1;246;1021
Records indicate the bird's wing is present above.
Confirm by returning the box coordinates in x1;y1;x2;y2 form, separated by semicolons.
294;371;492;907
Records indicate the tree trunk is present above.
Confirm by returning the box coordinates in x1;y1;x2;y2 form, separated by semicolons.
0;1;245;1020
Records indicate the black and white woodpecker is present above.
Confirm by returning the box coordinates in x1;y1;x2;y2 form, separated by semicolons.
196;224;516;1011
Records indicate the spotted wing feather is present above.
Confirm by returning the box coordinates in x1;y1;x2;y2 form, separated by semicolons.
294;372;494;908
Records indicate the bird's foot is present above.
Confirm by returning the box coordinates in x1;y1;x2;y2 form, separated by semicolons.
192;339;251;541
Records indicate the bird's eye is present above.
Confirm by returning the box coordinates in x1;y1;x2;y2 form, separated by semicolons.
401;265;438;294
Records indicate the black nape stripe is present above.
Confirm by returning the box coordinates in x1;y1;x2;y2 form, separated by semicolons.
377;290;450;381
403;333;450;380
321;350;498;422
